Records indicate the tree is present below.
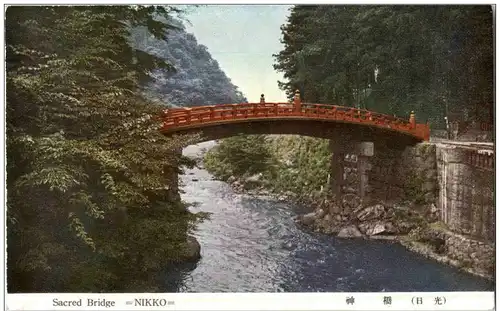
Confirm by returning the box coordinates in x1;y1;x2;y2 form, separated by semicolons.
204;135;275;180
6;5;205;292
274;5;493;127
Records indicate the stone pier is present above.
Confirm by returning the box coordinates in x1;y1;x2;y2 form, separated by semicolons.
328;136;407;208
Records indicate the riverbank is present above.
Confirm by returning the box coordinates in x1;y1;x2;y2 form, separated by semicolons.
220;175;494;281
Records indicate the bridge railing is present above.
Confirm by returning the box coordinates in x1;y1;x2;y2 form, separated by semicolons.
164;103;296;125
162;91;430;141
299;103;412;129
164;103;409;126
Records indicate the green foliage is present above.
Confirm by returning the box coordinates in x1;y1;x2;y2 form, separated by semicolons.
6;5;205;292
205;135;275;180
267;136;331;196
274;5;493;128
403;171;427;205
204;135;331;199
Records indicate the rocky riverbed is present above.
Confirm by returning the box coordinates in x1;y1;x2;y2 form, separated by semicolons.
222;174;494;281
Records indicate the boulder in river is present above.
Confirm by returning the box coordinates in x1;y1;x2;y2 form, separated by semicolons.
245;173;262;183
328;204;341;215
323;214;332;223
356;204;386;221
301;212;317;226
182;236;201;262
242;174;263;190
315;208;326;219
341;193;361;211
362;221;388;236
232;180;241;188
359;221;398;236
337;225;363;238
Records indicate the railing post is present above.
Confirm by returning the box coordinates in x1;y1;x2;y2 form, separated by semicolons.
210;107;214;120
294;89;301;114
409;111;416;129
162;109;169;128
425;121;430;141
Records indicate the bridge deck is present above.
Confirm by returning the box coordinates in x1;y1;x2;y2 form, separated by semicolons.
161;99;430;141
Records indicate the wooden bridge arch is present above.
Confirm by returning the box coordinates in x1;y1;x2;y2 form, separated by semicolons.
161;90;430;144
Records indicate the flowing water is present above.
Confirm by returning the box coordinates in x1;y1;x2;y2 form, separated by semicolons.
162;142;494;292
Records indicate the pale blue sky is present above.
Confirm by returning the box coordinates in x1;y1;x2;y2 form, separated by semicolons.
184;5;292;102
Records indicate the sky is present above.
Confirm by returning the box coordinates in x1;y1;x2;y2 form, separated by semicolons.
183;5;292;103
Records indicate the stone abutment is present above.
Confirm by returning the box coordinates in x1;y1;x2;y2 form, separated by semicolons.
327;136;494;277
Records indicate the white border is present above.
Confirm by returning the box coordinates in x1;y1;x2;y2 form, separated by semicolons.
5;292;497;310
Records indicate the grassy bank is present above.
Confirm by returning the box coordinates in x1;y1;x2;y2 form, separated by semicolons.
205;134;331;200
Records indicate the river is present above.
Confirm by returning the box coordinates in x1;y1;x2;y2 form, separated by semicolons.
163;142;494;292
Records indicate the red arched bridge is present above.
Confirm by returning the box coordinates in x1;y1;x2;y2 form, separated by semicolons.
161;91;430;143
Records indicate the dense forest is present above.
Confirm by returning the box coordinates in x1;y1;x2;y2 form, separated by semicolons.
6;6;244;292
274;5;493;128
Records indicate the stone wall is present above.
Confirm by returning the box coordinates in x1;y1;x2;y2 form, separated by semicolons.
399;143;439;206
443;230;494;275
361;141;439;206
435;145;495;243
373;142;495;244
368;142;408;203
410;225;495;277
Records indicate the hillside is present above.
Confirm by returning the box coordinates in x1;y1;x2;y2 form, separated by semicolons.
131;18;247;107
